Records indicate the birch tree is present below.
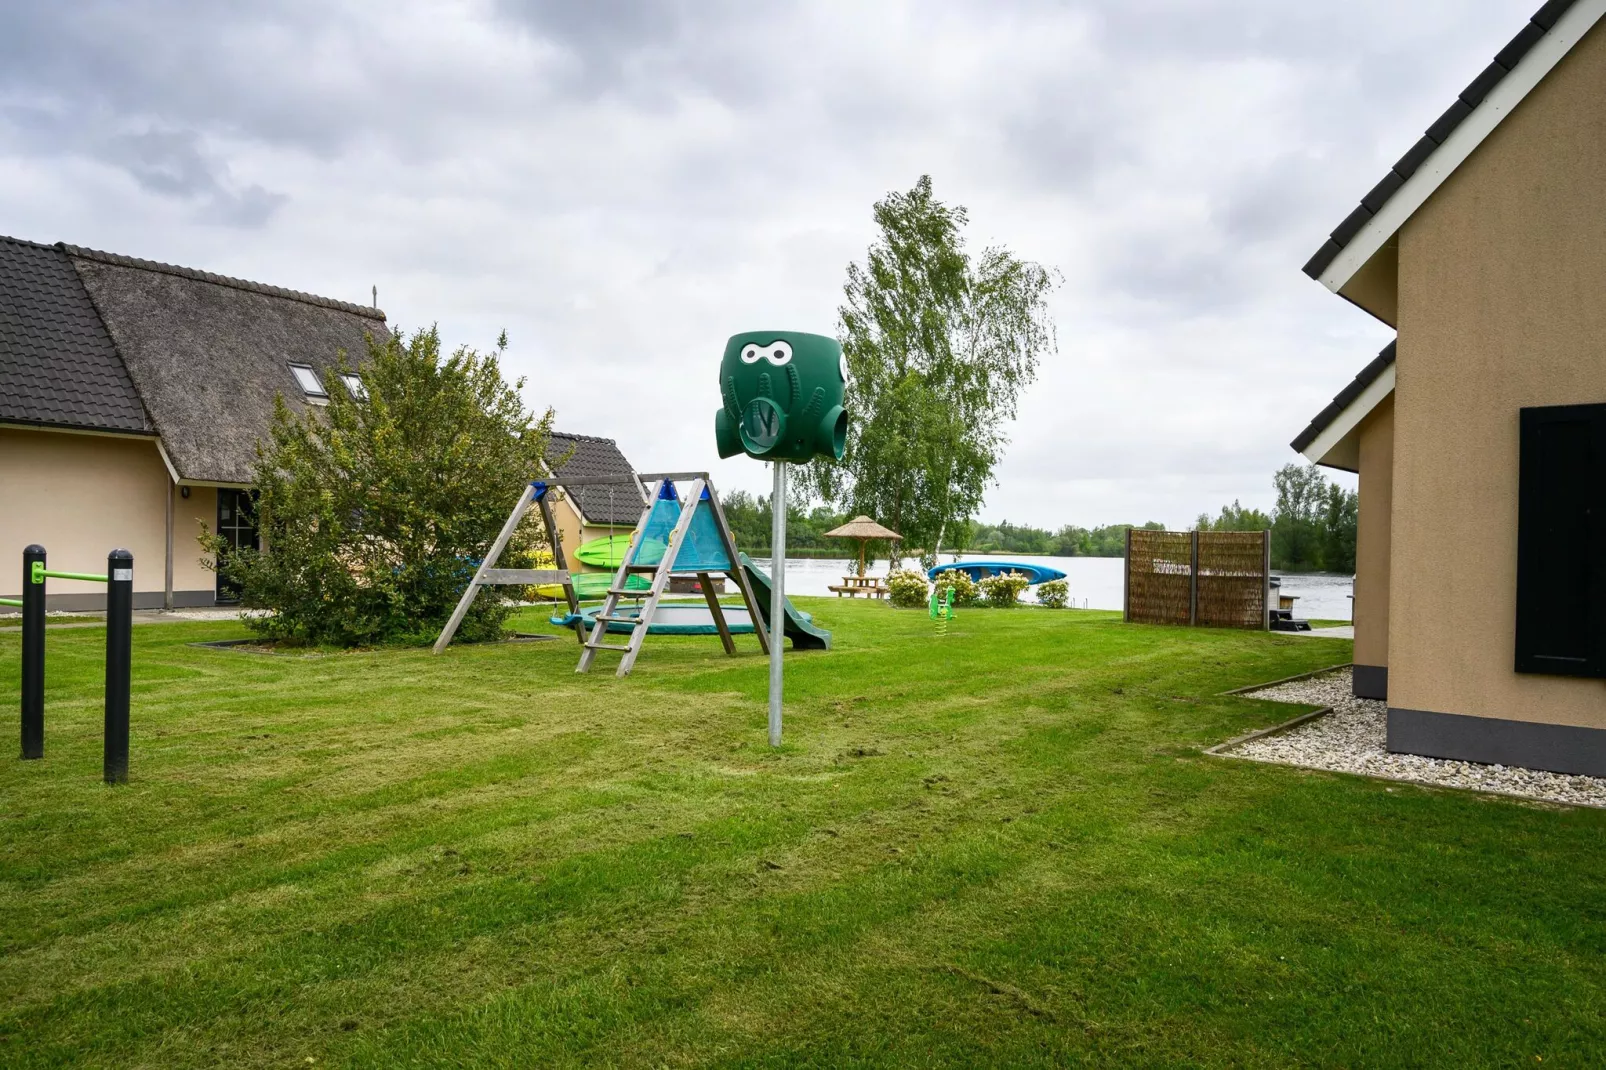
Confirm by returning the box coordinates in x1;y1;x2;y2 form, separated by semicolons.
807;176;1057;557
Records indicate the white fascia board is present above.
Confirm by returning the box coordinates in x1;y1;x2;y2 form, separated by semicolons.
1301;362;1396;466
154;438;181;484
1319;0;1606;293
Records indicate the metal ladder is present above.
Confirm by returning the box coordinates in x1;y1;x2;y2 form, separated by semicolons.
577;478;706;677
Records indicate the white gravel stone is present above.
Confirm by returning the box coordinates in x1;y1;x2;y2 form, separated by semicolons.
1225;668;1606;809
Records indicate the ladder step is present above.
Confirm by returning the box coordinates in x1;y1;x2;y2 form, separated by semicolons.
596;614;644;624
623;564;660;572
586;641;633;652
608;587;651;597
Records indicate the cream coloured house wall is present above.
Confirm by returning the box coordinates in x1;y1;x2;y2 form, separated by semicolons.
1390;19;1606;732
0;426;216;609
1352;395;1393;698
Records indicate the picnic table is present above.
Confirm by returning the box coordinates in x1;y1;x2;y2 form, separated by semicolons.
829;574;889;599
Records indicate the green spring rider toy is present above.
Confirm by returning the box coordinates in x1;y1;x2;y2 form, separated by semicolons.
930;585;955;637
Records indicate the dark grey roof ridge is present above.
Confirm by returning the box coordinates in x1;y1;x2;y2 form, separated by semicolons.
1290;340;1397;453
58;243;388;322
1302;0;1580;279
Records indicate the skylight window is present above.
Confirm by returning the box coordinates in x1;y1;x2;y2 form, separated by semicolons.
340;373;367;399
288;363;326;397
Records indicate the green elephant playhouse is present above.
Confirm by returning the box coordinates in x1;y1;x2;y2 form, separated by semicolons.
716;331;849;463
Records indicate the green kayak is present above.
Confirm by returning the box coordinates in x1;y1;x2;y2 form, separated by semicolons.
574;533;636;568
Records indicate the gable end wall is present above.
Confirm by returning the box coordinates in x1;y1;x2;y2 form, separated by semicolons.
1391;18;1606;729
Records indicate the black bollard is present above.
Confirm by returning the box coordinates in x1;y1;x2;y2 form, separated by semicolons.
21;545;45;760
103;549;133;785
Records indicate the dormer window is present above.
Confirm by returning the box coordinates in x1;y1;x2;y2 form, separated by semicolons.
288;363;326;398
340;373;367;399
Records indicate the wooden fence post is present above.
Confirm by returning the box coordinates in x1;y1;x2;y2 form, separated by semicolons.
1262;529;1272;631
1189;530;1199;627
1123;527;1131;623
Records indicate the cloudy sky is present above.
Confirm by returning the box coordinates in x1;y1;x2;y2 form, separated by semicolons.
0;1;1541;528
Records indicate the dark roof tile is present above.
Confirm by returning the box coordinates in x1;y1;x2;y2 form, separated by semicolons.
1290;340;1397;453
1361;170;1406;213
1459;61;1512;107
0;235;151;434
1330;203;1375;246
1424;98;1474;144
1495;19;1549;68
1391;135;1439;181
546;432;643;525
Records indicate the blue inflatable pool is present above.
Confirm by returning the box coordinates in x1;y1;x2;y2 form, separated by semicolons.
927;560;1066;585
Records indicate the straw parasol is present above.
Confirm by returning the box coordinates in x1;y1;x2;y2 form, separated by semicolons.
824;515;902;577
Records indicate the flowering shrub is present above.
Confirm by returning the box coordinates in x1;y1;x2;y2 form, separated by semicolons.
886;568;930;609
980;571;1031;608
1036;578;1068;609
933;569;982;608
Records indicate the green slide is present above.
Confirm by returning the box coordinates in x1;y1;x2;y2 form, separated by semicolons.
737;553;831;651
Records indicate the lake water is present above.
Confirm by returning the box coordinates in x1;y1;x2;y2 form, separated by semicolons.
769;554;1353;620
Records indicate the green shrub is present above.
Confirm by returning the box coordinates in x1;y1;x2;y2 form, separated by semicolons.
1036;578;1068;609
980;571;1031;608
204;326;555;647
886;568;930;609
933;569;982;608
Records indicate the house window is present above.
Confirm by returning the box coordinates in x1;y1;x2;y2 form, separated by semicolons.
1515;404;1606;677
340;373;367;399
288;363;326;397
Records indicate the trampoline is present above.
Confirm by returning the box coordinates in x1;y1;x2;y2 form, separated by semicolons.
551;601;815;636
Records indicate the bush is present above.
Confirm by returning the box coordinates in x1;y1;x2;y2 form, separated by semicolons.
1036;578;1068;609
980;571;1031;608
204;326;554;647
933;569;982;608
886;568;930;609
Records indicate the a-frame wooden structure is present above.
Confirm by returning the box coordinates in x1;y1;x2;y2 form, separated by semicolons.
574;472;767;676
432;472;768;677
432;479;584;654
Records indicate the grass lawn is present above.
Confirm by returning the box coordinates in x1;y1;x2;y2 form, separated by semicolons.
2;601;1604;1067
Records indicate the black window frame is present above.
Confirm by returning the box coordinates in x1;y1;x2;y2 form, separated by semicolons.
1515;403;1606;677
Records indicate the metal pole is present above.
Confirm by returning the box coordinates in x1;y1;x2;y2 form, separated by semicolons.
769;462;787;747
104;549;133;784
21;545;45;760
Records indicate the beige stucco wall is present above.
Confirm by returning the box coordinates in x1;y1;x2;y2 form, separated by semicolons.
1353;395;1393;671
1390;19;1606;727
0;427;218;607
547;494;635;574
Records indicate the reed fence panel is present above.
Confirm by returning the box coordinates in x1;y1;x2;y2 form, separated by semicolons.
1196;531;1270;629
1125;529;1269;630
1124;529;1193;625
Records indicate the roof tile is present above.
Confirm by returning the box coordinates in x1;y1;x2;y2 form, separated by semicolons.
0;235;151;434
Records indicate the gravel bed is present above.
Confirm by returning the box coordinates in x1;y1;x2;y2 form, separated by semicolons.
1225;668;1606;808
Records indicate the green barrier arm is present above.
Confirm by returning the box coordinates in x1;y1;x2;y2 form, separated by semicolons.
31;562;109;584
0;597;22;608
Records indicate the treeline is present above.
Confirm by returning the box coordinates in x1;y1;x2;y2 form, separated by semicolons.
721;491;850;552
1196;463;1356;573
723;462;1358;573
965;520;1167;557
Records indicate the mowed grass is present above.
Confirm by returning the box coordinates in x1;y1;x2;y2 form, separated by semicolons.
1;601;1604;1068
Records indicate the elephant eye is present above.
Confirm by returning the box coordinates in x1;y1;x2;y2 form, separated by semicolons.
763;341;793;366
741;345;762;363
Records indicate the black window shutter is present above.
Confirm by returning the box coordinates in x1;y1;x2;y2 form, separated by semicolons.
1515;404;1606;676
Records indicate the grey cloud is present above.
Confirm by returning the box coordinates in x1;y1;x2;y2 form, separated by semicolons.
0;0;1545;527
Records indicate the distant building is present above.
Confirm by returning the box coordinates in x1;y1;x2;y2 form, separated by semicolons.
0;236;639;609
1293;1;1606;775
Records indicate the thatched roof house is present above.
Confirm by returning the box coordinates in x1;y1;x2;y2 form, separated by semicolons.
0;234;641;610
